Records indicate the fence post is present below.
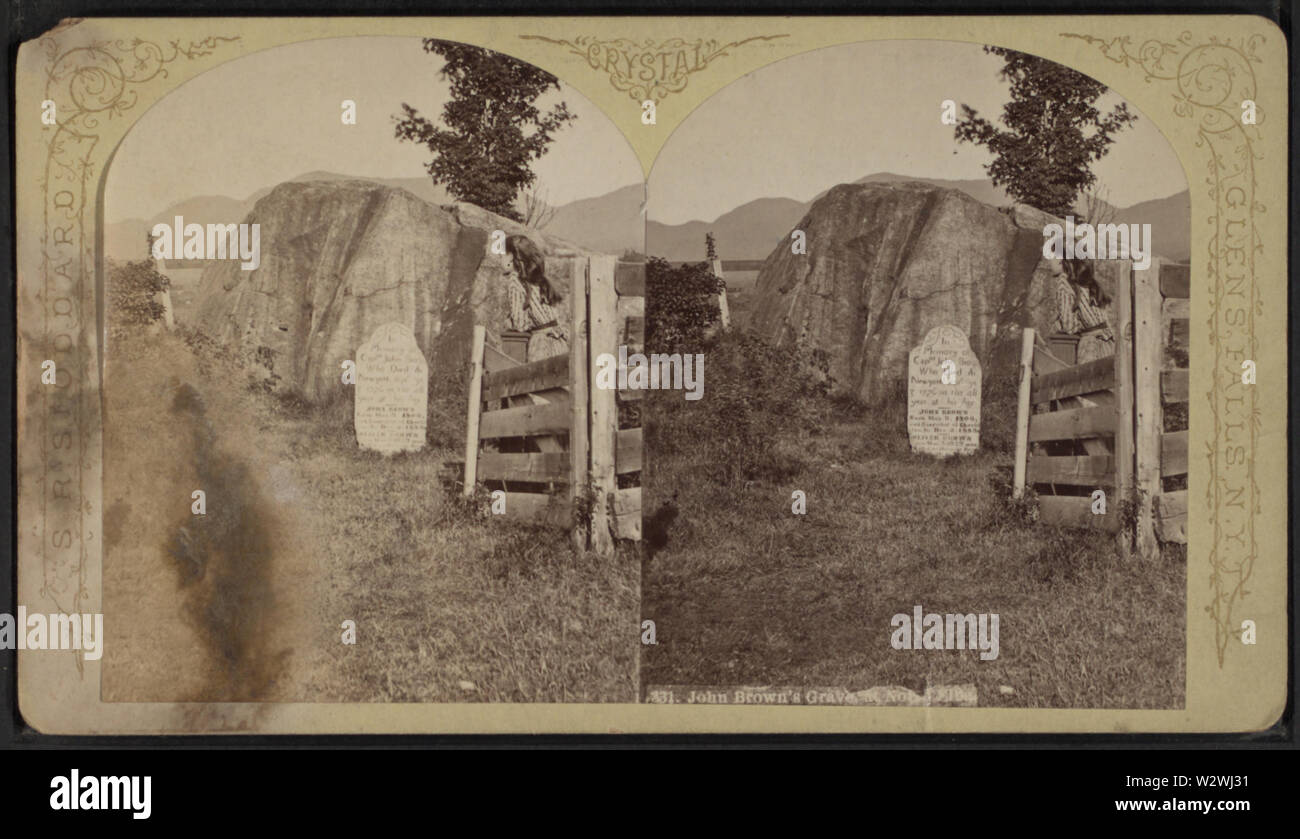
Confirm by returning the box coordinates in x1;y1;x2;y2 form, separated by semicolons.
569;260;590;552
1012;327;1035;499
463;324;486;497
1113;260;1136;556
1133;257;1163;558
710;258;731;330
588;255;619;557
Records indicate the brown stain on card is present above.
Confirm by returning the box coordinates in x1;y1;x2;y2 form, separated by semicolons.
161;383;289;700
100;333;307;704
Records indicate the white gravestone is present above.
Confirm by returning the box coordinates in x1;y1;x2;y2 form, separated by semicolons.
355;323;428;454
907;325;981;457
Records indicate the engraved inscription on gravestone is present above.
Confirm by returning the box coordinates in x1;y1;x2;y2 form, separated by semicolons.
907;325;981;457
355;323;428;454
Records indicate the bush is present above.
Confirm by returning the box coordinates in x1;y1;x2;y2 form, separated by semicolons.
988;464;1039;528
645;255;831;485
645;257;725;354
439;482;495;526
106;253;170;337
647;330;833;487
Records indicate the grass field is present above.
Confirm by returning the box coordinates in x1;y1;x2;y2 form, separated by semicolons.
102;327;639;703
641;367;1186;708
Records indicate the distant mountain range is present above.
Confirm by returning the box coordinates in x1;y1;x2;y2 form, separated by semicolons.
647;173;1191;263
107;170;1190;265
543;184;645;256
1110;193;1191;263
106;171;649;263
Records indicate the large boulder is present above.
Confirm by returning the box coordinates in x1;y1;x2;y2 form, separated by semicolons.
747;181;1074;403
193;179;592;401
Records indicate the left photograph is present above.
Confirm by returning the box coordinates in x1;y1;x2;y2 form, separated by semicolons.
98;36;645;702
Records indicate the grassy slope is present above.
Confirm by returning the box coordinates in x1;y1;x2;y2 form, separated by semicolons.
103;328;638;703
641;397;1185;709
288;411;641;703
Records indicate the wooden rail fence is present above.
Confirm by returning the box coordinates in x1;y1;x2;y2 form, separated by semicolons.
606;260;645;550
463;255;643;556
1141;260;1189;550
1013;259;1190;556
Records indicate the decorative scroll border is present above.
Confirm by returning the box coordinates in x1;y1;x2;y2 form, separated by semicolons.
1061;30;1265;666
36;27;242;675
519;35;788;102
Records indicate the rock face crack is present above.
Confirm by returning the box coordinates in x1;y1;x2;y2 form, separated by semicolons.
348;278;425;299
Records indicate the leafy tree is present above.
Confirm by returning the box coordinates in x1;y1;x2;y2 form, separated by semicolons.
955;47;1136;217
705;232;717;261
107;235;170;335
395;40;576;222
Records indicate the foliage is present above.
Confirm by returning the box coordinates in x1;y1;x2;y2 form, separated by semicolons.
395;40;577;222
644;257;725;354
648;330;832;487
645;254;831;486
955;46;1137;217
1117;486;1146;535
106;238;170;337
440;482;496;526
571;481;599;533
705;232;717;261
988;465;1040;528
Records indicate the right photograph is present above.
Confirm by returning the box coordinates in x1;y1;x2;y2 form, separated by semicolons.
639;39;1191;709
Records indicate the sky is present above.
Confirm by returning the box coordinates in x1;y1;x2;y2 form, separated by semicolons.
105;36;1190;226
105;36;642;222
647;40;1190;224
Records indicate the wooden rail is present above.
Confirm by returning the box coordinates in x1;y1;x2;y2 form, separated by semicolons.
481;354;569;401
1013;258;1190;554
463;255;643;555
1016;321;1124;533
